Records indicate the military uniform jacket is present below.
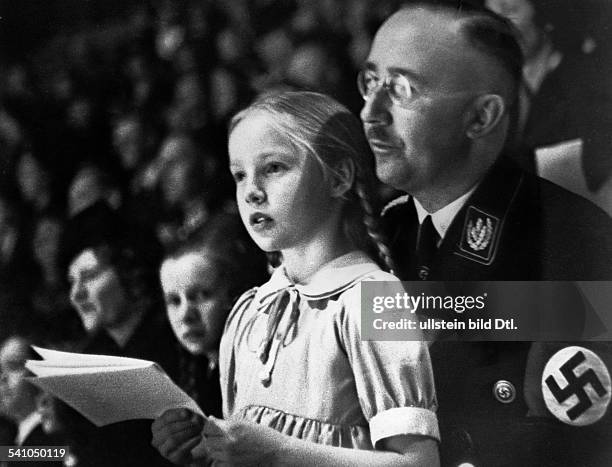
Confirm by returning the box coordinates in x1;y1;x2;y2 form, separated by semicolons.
381;158;612;466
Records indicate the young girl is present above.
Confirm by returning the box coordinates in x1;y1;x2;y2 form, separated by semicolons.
159;212;268;417
152;91;439;466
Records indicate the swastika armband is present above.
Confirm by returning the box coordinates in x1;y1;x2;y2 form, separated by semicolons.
541;346;611;426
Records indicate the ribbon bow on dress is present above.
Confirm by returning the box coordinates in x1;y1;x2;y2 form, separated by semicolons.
256;286;301;386
248;252;384;387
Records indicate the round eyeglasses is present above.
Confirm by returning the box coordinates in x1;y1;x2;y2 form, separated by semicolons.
357;69;414;107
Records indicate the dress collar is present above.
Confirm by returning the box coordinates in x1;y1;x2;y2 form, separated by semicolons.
251;250;380;386
253;250;380;307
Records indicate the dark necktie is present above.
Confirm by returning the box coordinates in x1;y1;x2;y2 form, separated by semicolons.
415;215;440;280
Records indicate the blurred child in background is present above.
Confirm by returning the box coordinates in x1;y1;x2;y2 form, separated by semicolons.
160;212;268;417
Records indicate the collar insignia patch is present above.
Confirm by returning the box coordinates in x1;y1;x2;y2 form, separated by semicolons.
467;216;493;251
457;206;500;264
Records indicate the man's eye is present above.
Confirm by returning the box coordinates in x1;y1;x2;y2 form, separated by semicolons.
390;75;413;100
363;72;379;91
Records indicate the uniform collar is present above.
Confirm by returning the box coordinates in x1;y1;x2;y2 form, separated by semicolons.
413;184;478;241
447;157;525;265
254;250;379;307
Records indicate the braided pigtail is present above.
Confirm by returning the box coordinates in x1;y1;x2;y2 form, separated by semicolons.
353;172;396;275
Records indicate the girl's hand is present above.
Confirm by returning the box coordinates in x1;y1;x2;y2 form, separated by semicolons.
203;416;284;466
151;409;205;465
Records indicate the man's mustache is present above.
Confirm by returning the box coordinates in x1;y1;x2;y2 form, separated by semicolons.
365;126;403;147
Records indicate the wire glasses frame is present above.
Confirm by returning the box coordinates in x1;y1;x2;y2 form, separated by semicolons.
357;69;414;107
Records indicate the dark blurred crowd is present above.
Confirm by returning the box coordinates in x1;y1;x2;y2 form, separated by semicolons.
0;2;410;463
1;0;611;343
0;0;410;345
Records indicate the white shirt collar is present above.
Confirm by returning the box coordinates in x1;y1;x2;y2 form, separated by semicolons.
16;411;42;446
413;185;478;240
253;250;380;306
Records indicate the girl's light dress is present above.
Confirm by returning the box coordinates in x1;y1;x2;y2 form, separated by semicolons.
220;251;439;449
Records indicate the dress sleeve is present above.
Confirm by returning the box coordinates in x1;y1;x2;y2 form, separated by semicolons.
219;288;257;419
338;276;439;447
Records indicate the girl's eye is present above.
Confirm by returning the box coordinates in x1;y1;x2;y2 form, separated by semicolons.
165;294;181;307
265;163;284;175
231;171;245;183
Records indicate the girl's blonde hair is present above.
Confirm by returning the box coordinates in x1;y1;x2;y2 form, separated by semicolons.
229;91;395;273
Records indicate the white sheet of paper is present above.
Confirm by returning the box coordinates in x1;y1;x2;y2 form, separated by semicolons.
26;347;203;426
31;346;153;366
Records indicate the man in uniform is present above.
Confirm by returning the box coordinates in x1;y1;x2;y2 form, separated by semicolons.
359;1;612;465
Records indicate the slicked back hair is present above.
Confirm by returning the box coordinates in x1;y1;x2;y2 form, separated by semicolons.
401;0;524;106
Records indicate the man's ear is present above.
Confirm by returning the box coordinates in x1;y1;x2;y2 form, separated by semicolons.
466;94;506;139
330;158;355;198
